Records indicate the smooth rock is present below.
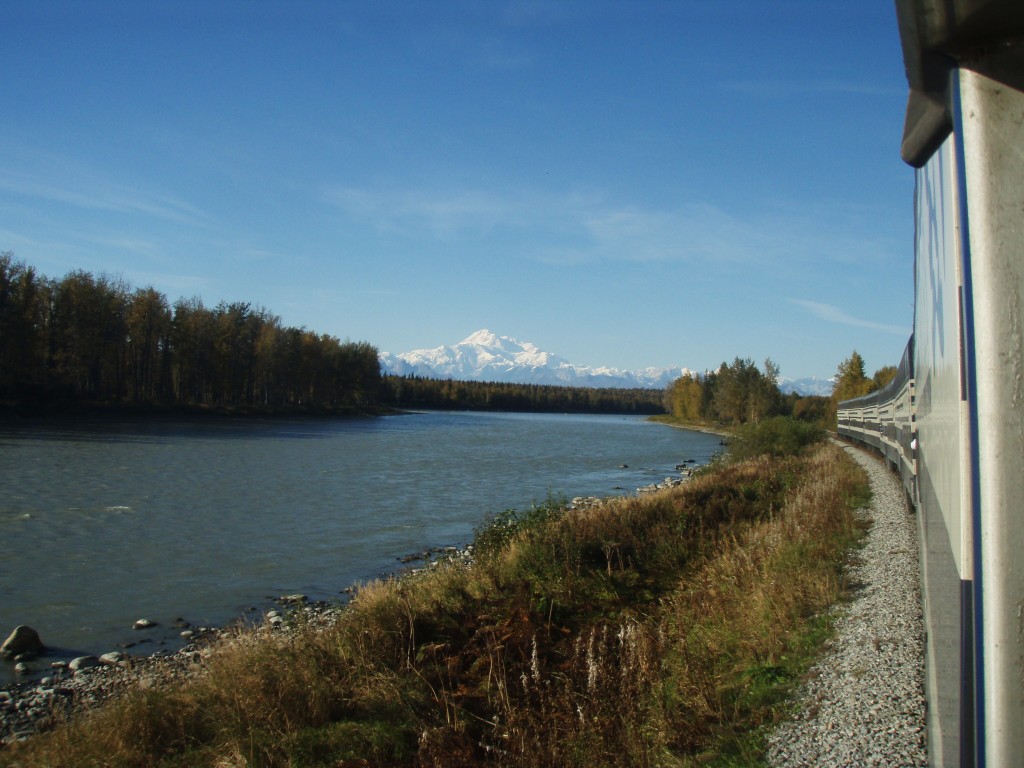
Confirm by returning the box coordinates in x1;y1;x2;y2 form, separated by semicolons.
133;618;158;630
68;656;100;673
1;625;45;659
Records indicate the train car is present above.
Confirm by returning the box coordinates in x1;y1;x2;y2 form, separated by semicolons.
838;2;1024;766
837;340;915;499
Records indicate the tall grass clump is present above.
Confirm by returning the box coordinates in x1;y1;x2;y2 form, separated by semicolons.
1;440;868;768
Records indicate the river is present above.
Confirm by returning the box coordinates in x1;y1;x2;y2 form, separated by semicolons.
0;411;721;681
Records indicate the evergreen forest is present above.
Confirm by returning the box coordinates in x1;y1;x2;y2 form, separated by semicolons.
381;375;665;414
0;253;380;412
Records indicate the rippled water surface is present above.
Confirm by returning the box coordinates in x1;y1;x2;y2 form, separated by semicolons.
0;411;721;679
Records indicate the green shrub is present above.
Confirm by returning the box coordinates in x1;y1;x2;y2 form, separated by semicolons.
728;416;824;461
472;495;567;557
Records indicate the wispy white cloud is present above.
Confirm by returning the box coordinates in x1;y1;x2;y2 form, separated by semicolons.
0;226;50;253
791;299;908;335
322;183;767;264
321;185;514;239
0;168;207;225
568;200;892;272
0;152;209;226
81;233;162;255
580;203;763;264
321;181;896;277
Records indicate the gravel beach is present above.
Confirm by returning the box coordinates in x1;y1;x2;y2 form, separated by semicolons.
766;443;928;767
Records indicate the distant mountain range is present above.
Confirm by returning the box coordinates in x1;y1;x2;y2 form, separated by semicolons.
378;330;692;389
778;376;834;397
379;330;834;396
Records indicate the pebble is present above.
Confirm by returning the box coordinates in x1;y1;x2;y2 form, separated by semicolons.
765;444;928;767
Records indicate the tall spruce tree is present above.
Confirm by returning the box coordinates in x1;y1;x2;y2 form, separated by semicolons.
832;350;872;403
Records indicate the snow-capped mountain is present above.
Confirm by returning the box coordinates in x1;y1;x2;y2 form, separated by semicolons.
778;377;834;397
379;330;691;389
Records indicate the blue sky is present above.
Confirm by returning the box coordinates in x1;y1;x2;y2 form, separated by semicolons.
2;1;913;381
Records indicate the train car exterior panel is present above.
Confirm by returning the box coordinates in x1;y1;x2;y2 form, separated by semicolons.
911;132;973;768
956;66;1024;766
914;135;971;583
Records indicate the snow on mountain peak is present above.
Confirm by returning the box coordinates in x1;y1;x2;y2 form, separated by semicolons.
378;330;832;395
380;330;689;389
460;329;502;347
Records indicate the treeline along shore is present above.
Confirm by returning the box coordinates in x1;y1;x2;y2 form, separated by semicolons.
0;253;379;414
0;254;666;417
1;254;833;422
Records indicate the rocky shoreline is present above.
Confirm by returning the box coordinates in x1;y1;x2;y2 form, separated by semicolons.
0;596;344;746
1;457;705;748
0;539;490;747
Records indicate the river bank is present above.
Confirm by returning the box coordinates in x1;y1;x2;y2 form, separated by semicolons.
0;426;869;767
0;595;358;746
646;413;733;438
2;411;721;687
0;467;693;745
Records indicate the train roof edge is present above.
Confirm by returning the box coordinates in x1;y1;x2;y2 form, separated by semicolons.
895;0;1024;167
